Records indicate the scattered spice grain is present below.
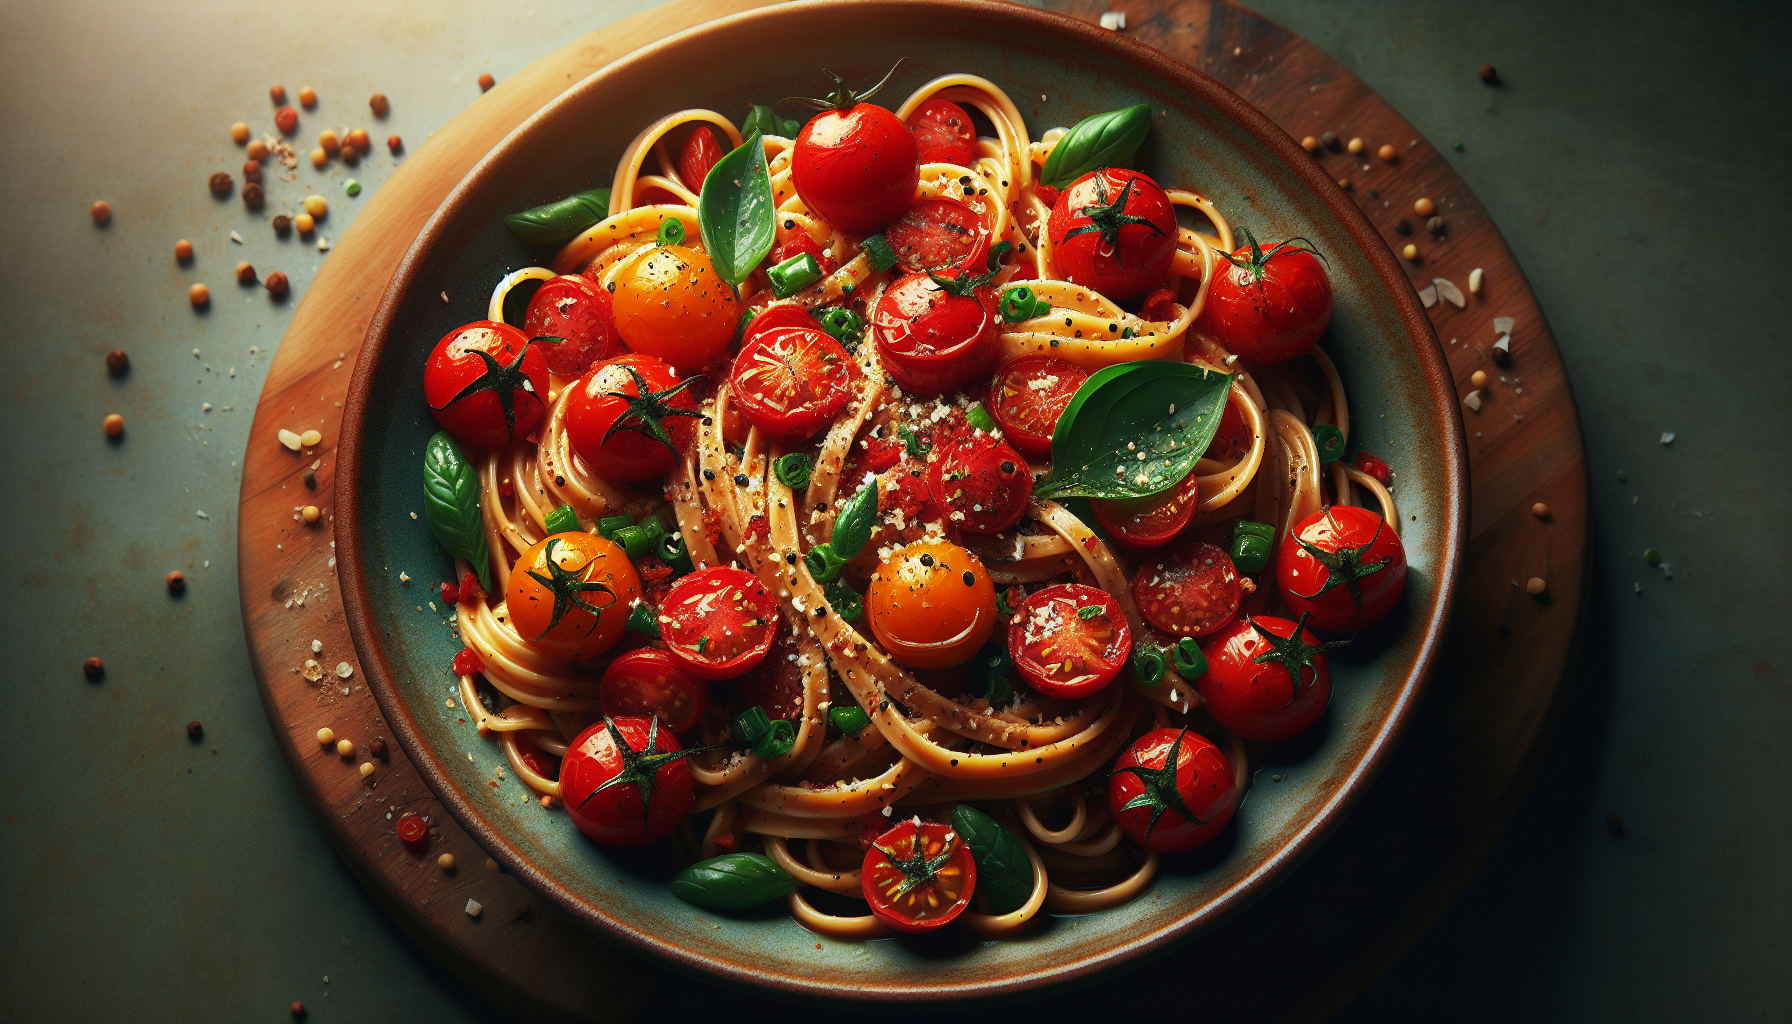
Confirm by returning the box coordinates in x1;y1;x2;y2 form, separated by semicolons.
84;656;104;680
189;283;210;306
1320;130;1339;150
298;86;317;108
295;213;315;234
1377;143;1398;162
1346;136;1364;154
1300;135;1319;152
1525;577;1546;595
166;570;186;594
1531;502;1550;518
106;349;129;375
370;92;390;117
231;122;250;144
247;138;270;161
1480;64;1499;84
316;727;335;745
236;261;256;284
336;738;354;756
208;172;233;198
243;159;263;184
1470;370;1488;389
478;72;496;92
291;1000;306;1020
369;737;387;758
272;215;291;236
302;505;321;523
304;195;328;217
175;238;194;261
104;413;124;437
387;134;403;154
243;182;264;209
265;271;290;297
187;721;204;741
1414;197;1434;216
270;84;287;104
1400;243;1417;261
90;200;112;223
438;853;457;870
275;105;298;133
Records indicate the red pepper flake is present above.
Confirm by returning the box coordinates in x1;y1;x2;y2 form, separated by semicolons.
1035;183;1060;207
1353;451;1392;485
440;580;461;605
451;648;485;676
1140;287;1180;323
712;832;739;852
458;571;487;606
498;478;515;499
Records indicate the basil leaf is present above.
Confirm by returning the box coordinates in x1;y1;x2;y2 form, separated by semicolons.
1034;361;1232;501
742;104;802;140
698;132;776;288
830;483;879;560
422;431;492;592
1039;104;1152;188
951;804;1034;914
668;852;801;910
501;187;612;248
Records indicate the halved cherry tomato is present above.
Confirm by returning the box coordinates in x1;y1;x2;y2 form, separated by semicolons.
925;436;1032;534
1047;168;1177;301
1091;470;1202;552
1205;398;1251;463
659;566;780;680
1194;615;1335;742
423;320;550;451
737;632;805;723
1130;541;1242;638
561;716;701;847
1007;583;1132;698
770;232;838;276
599;648;708;733
1277;505;1406;632
744;303;823;343
679;125;725;191
1353;451;1391;485
564;354;701;483
871;271;1000;396
1202;236;1333;363
885;198;984;274
906;97;977;166
729;323;856;441
861;817;977;933
792;101;919;231
608;243;740;371
1108;727;1236;853
522;275;623;378
866;540;997;670
986;356;1087;461
506;532;641;662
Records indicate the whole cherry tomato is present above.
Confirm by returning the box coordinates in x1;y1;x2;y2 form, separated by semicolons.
885;198;984;274
986;356;1087;461
1108;727;1236;852
871;271;999;396
906;97;977;166
608;243;740;371
678;125;725;191
1007;583;1132;698
1194;614;1338;742
423;320;550;451
925;436;1032;534
1091;470;1202;552
561;716;702;847
1130;541;1243;638
563;354;701;483
1047;168;1177;301
728;322;856;441
522;275;623;378
861;817;977;933
866;540;997;670
792;91;919;231
1277;505;1406;632
659;566;780;680
1202;232;1333;363
599;648;708;733
505;532;641;662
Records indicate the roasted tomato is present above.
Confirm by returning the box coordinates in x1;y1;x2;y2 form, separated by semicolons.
1277;505;1406;632
1130;541;1242;638
561;716;702;847
1007;583;1132;698
871;271;1000;395
986;356;1087;461
906;97;977;166
791;93;918;231
1046;168;1177;301
563;354;701;483
659;566;780;680
1108;727;1237;853
521;275;623;378
1090;470;1202;552
678;125;725;191
505;532;640;662
861;817;977;933
1194;615;1337;742
925;436;1032;534
866;540;997;669
885;198;984;274
423;320;550;451
608;243;740;371
728;322;856;441
1202;234;1333;363
599;648;708;733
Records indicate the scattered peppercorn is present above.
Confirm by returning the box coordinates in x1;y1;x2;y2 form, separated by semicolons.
1490;344;1510;366
243;159;263;183
438;853;457;870
1426;216;1444;235
340;143;361;166
1479;64;1499;84
1470;370;1488;389
266;271;290;297
189;282;211;307
242;182;264;209
1605;812;1625;837
187;720;204;741
175;238;194;261
336;738;354;756
275;105;298;133
1377;143;1398;162
316;727;335;745
1346;136;1364;154
1300;135;1319;153
272;215;291;236
208;172;233;198
369;737;387;758
1368;190;1379;199
346;127;371;153
90;200;112;224
295;213;315;234
291;1000;306;1020
370;93;390;117
309;147;327;168
1336;178;1351;191
270;84;287;104
1414;197;1435;216
302;505;321;524
478;72;496;92
304;194;328;217
231;121;250;144
106;349;129;375
318;128;340;156
236;261;256;284
387;134;403;154
1394;218;1411;236
298;85;317;108
247;138;270;161
1320;130;1339;151
166;570;186;594
1453;141;1465;152
1531;502;1550;518
301;467;317;488
84;656;104;680
1525;577;1546;595
103;413;124;437
1400;244;1417;261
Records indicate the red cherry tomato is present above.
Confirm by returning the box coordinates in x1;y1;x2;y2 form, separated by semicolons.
986;356;1086;461
737;632;805;724
728;323;856;441
659;566;780;680
1108;727;1237;853
1007;583;1132;698
1194;615;1335;742
1353;450;1391;485
860;817;977;933
423;320;550;451
792;103;919;231
514;741;562;782
871;272;999;395
884;198;984;274
561;716;699;847
599;648;708;733
906;97;977;166
925;436;1031;534
1130;541;1242;638
1277;505;1407;632
1202;237;1333;363
770;231;838;275
1046;168;1177;301
1140;286;1181;323
1090;471;1202;552
563;354;700;483
678;125;725;191
521;275;623;378
744;303;824;342
450;648;484;676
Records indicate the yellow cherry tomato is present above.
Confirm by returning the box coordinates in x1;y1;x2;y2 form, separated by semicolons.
506;532;640;662
609;243;740;371
866;540;997;670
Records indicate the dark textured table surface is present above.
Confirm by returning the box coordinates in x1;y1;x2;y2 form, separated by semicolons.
3;1;1786;1020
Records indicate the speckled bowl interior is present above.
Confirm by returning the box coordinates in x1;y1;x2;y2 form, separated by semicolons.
338;0;1466;1003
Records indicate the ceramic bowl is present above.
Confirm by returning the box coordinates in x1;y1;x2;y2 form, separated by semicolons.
338;0;1467;1002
